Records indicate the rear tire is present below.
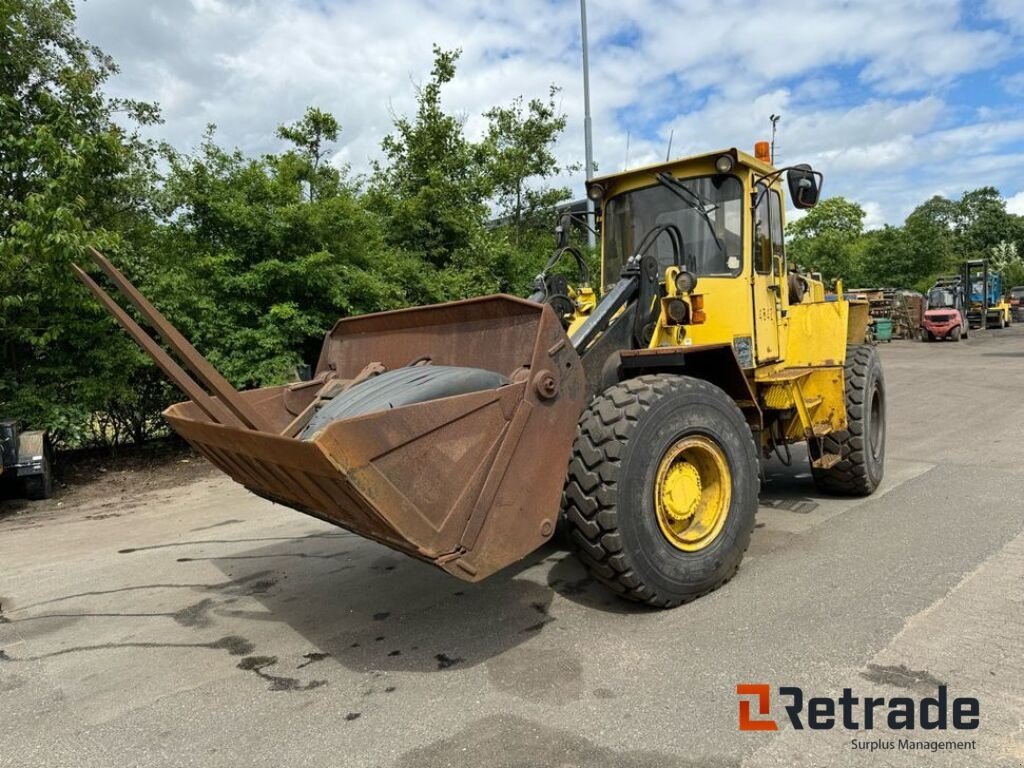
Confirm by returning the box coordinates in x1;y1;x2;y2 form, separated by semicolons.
950;326;961;342
809;345;885;496
561;375;758;608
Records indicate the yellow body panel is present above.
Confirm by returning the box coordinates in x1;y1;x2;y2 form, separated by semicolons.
752;270;781;362
651;275;755;353
784;300;848;368
566;286;598;337
755;367;847;442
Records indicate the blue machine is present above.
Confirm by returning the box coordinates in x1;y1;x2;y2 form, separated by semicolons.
968;270;1001;305
964;259;1011;330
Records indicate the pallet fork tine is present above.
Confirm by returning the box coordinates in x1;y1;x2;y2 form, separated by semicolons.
85;247;269;431
71;262;240;428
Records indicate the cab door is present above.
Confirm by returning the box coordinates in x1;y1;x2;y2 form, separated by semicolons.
752;183;782;362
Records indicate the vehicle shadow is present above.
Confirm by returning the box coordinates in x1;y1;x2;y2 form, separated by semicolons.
206;531;564;674
198;447;831;645
759;446;822;513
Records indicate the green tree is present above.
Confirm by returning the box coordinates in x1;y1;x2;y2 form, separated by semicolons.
991;240;1024;289
368;47;579;302
154;123;409;387
857;226;920;288
479;88;579;293
955;187;1019;260
786;197;866;282
369;47;491;282
904;196;957;270
275;106;343;202
481;88;576;241
0;0;165;445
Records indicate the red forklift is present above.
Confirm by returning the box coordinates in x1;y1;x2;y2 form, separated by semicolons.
921;275;967;342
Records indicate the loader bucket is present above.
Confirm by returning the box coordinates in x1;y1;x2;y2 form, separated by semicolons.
73;250;588;581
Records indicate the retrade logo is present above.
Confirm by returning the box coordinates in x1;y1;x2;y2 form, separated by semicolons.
736;684;779;731
736;684;980;732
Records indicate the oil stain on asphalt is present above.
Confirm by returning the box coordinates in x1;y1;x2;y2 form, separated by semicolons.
8;634;255;661
236;655;326;692
861;663;947;692
296;651;330;669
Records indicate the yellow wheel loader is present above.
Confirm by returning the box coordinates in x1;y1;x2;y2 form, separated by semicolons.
74;142;883;608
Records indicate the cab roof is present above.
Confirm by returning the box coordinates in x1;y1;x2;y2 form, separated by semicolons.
588;147;776;190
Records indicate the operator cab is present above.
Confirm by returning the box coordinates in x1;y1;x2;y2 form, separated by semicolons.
582;145;822;367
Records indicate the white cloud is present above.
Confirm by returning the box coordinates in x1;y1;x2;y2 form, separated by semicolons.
985;0;1024;33
861;201;887;230
1003;72;1024;96
73;0;1024;226
1007;190;1024;216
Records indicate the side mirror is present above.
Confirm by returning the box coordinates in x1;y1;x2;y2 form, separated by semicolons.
787;164;823;209
554;213;572;249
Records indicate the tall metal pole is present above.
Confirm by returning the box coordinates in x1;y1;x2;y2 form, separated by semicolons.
580;0;596;249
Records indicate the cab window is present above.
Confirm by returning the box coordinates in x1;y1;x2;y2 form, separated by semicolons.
769;189;784;263
754;186;785;274
603;175;743;290
754;183;771;274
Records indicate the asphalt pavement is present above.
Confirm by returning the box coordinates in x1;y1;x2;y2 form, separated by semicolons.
1;327;1022;768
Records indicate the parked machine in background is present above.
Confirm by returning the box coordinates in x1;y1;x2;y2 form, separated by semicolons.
965;259;1012;330
75;143;886;609
921;276;968;342
0;420;54;500
1008;286;1024;323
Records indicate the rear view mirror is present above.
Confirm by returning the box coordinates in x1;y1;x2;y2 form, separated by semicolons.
787;164;823;209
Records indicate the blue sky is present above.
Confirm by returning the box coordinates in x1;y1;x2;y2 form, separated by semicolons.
75;0;1024;226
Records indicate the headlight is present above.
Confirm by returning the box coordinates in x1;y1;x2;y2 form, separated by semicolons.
666;298;689;325
674;270;698;294
714;154;734;174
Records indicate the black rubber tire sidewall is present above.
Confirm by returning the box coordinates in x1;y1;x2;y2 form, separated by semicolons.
616;388;757;600
810;345;885;495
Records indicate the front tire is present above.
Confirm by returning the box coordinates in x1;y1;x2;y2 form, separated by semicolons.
810;345;885;496
561;375;758;608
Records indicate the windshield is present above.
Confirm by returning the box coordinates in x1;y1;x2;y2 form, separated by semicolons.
928;288;956;308
602;174;743;290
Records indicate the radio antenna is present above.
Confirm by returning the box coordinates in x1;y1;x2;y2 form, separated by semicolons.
769;114;781;163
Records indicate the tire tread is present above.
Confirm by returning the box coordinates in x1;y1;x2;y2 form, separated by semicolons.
562;375;756;608
810;345;883;496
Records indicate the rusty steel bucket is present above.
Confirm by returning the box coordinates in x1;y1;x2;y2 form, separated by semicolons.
73;250;587;581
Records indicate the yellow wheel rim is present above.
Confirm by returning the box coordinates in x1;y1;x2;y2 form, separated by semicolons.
654;435;731;552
